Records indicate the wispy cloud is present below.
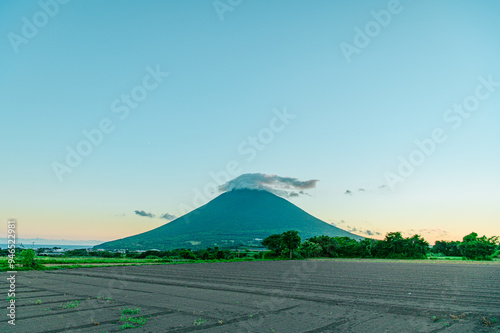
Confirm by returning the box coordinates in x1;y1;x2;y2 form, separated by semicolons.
344;184;390;196
134;210;155;218
334;221;382;237
159;213;177;221
365;229;380;236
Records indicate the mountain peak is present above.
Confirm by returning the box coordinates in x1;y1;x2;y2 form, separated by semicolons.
97;189;363;250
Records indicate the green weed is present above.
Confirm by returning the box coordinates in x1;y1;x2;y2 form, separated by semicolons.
118;323;135;330
194;318;207;326
119;315;149;329
121;307;140;315
60;300;80;309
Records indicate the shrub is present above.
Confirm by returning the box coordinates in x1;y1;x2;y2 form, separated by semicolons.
19;249;43;269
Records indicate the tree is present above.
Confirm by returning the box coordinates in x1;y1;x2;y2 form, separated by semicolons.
373;232;429;259
179;249;196;260
299;240;322;258
201;251;210;260
216;250;225;260
308;235;340;257
358;238;376;258
432;241;461;256
261;234;284;255
463;232;478;243
460;233;498;260
262;230;301;259
335;237;362;258
281;230;301;260
406;234;429;259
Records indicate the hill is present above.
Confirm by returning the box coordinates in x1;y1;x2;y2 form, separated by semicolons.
96;189;363;250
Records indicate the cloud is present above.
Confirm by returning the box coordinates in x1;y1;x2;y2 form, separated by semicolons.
134;210;155;218
218;173;318;198
159;213;177;221
330;219;346;226
414;228;449;238
342;224;382;237
344;184;391;196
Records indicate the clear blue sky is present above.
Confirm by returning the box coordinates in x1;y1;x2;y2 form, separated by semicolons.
1;0;499;244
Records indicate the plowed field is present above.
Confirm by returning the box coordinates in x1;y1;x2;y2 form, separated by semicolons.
1;260;499;332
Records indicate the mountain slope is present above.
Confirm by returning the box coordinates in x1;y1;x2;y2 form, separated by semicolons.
96;189;363;250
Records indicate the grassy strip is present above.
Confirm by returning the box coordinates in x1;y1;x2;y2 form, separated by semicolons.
29;257;157;264
2;256;498;272
0;257;280;271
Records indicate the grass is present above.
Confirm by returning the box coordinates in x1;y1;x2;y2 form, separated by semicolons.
0;256;277;272
117;307;149;330
28;257;154;264
121;307;140;315
481;316;498;327
119;314;149;330
59;300;80;309
427;254;465;261
194;318;207;326
118;322;135;330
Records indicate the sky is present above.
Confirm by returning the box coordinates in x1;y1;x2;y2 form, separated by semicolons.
1;0;499;245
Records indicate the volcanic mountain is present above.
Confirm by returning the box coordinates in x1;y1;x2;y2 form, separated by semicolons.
96;189;363;250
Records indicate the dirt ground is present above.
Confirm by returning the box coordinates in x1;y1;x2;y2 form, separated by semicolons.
1;260;499;332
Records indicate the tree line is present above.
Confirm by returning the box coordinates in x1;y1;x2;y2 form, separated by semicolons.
58;246;246;260
261;230;500;261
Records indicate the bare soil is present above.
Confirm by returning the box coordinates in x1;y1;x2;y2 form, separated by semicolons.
1;260;499;332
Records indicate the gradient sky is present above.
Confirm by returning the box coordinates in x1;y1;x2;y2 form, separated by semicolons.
1;0;499;245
